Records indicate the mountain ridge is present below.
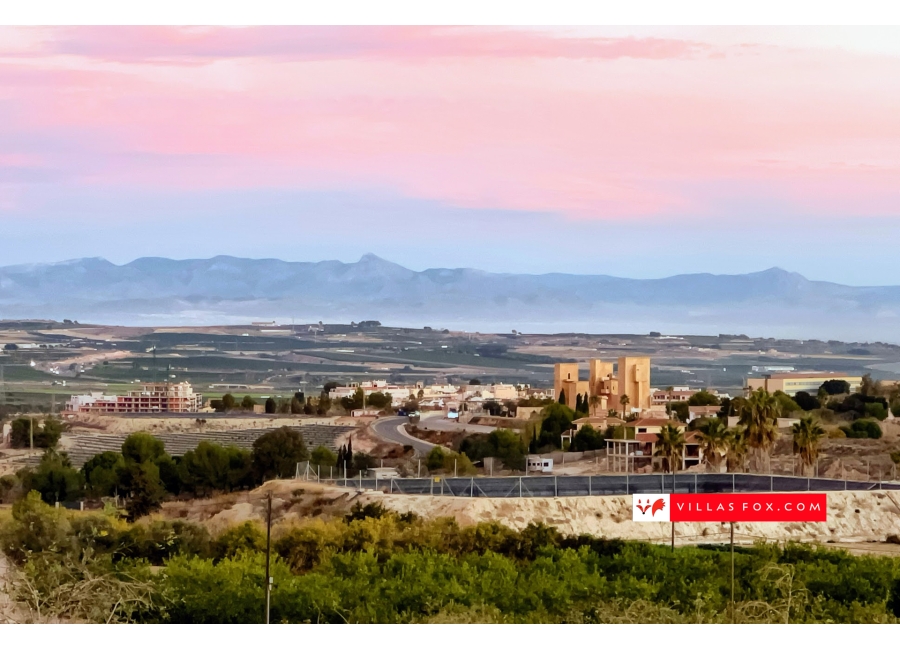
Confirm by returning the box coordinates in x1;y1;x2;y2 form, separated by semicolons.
1;254;897;340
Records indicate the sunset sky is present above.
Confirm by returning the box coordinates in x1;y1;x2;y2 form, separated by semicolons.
2;26;900;283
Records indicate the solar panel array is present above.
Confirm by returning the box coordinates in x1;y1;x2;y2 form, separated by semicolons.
63;424;356;468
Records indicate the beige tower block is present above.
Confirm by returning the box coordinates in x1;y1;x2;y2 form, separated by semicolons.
553;362;588;411
588;359;615;414
616;356;651;412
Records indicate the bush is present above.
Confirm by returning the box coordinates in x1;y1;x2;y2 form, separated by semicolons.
82;451;125;498
0;491;73;561
122;433;166;465
0;474;20;503
820;379;851;395
351;452;376;473
119;461;165;521
251;426;308;481
214;522;267;560
8;497;900;623
10;417;65;449
538;403;574;449
773;391;802;415
426;446;448;471
687;390;720;406
668;402;689;422
458;429;526;470
571;425;605;452
21;450;84;504
310;445;338;468
794;391;820;411
180;442;253;496
865;402;889;421
840;419;882;440
344;501;390;523
424;446;475;475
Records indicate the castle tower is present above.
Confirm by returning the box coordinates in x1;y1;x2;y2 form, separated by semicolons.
553;363;589;411
616;356;651;414
588;359;615;415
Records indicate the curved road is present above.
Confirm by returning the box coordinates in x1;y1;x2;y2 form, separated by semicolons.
370;413;499;455
416;412;495;435
370;416;436;455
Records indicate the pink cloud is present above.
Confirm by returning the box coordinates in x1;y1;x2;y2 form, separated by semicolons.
2;27;900;221
1;26;708;63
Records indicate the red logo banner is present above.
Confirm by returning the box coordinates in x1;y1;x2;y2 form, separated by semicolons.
669;493;827;522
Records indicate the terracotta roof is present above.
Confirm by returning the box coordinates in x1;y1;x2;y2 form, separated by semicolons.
573;416;624;425
626;418;679;428
689;406;721;413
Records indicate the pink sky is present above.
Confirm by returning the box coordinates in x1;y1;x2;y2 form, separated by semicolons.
1;27;900;280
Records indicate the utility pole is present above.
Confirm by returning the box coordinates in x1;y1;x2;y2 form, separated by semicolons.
264;492;273;624
670;456;677;551
730;521;735;624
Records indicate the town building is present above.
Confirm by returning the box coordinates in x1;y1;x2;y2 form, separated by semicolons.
745;372;862;396
606;419;701;473
526;456;554;473
651;386;723;405
572;415;624;432
329;380;413;406
65;382;203;414
553;356;651;416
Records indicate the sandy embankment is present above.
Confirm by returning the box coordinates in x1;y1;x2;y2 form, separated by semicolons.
159;480;900;548
65;414;342;435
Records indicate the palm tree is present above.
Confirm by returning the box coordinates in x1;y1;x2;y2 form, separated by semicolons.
589;394;602;417
696;417;729;473
619;394;630;419
654;423;686;474
739;388;780;473
791;416;825;476
725;427;749;473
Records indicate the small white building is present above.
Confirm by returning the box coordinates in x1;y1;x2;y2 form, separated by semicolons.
366;467;400;479
526;455;554;473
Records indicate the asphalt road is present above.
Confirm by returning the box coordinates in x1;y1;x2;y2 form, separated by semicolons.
417;413;495;435
369;416;436;455
369;413;497;454
331;473;900;498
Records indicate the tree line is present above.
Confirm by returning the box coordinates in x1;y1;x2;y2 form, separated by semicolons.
2;494;899;623
0;427;360;521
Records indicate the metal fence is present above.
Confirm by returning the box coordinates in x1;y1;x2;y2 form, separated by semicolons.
318;473;900;498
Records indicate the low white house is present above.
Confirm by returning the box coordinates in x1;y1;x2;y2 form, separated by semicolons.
526;455;554;473
366;467;400;479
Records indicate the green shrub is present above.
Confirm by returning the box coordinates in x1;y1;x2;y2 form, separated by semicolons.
840;419;882;439
865;402;888;421
214;522;267;560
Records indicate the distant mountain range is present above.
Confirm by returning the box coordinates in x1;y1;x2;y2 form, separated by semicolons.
2;254;899;341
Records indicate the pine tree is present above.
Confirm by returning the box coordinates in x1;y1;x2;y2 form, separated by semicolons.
575;393;583;414
558;389;567;406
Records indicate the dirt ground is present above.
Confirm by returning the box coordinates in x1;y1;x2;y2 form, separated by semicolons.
333;426;406;458
63;414;343;436
154;480;900;551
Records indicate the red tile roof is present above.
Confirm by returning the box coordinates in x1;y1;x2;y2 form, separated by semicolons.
626;418;680;428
